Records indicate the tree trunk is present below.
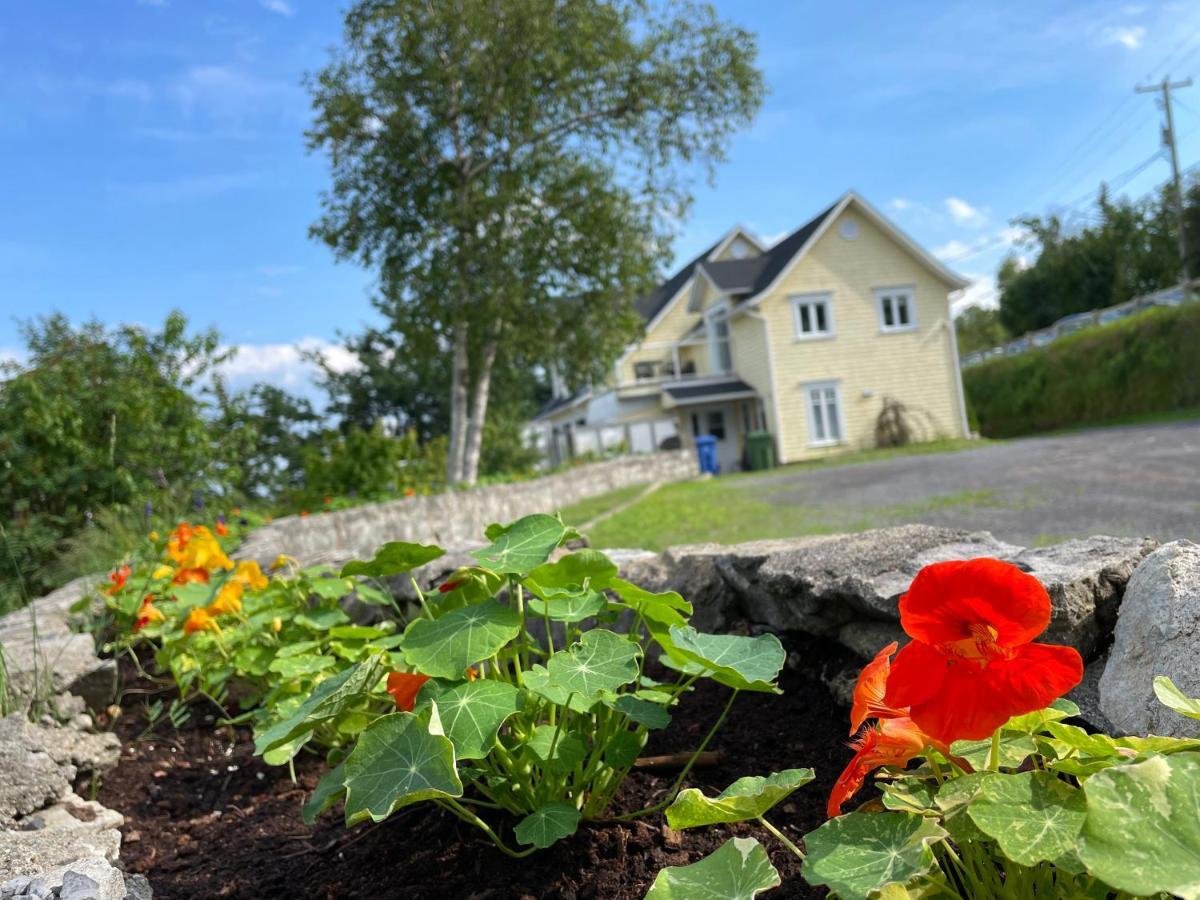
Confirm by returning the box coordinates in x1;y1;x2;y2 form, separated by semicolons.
446;320;470;485
461;334;499;486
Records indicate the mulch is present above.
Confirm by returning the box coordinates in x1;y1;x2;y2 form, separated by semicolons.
97;630;858;899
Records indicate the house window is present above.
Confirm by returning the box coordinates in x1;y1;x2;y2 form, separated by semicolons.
707;410;726;441
875;287;916;332
691;413;701;437
706;306;733;373
791;293;834;339
803;381;843;447
633;361;656;381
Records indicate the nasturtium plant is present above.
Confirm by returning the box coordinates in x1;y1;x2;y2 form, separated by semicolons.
645;837;781;900
254;513;784;857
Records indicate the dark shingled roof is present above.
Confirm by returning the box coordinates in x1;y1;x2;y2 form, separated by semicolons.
696;256;770;292
633;238;721;323
741;201;840;297
664;378;757;402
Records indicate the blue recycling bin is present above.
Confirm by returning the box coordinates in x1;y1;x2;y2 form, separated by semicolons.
695;434;719;475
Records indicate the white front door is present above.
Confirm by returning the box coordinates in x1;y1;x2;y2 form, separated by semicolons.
689;403;740;473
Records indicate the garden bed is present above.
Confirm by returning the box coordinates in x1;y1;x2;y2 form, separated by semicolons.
100;629;855;899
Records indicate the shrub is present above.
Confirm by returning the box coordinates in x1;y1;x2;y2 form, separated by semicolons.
964;303;1200;437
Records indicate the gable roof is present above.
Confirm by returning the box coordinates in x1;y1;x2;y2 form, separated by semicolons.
633;238;721;324
695;256;770;293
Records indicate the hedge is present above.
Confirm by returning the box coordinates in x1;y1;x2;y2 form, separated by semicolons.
963;302;1200;438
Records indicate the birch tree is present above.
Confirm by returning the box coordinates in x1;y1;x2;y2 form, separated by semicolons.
307;0;764;484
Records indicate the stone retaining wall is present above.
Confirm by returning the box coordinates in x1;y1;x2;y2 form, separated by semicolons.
237;449;698;568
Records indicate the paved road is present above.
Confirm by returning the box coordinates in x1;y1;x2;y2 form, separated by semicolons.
747;420;1200;547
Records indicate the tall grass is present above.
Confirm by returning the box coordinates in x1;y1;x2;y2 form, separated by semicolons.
964;303;1200;438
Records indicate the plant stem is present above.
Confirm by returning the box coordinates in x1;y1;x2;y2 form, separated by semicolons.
988;729;1002;771
438;798;535;858
757;815;804;860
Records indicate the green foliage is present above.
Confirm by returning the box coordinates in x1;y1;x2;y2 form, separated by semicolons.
299;425;443;505
802;812;947;900
308;0;764;484
645;837;781;900
997;187;1180;335
1153;675;1200;720
954;305;1010;357
666;769;814;830
964;302;1200;437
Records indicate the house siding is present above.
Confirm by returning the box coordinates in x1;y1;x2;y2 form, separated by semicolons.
755;207;967;463
618;281;703;384
729;313;774;430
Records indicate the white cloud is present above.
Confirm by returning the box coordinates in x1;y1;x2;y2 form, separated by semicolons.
933;239;972;260
888;198;911;212
256;264;302;277
260;0;294;16
218;338;359;390
1101;25;1145;49
952;274;999;314
944;196;987;227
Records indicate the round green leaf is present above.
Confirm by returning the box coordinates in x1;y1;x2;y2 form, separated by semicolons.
803;811;947;900
523;629;640;705
665;626;785;693
1154;675;1200;721
527;590;606;623
525;550;617;597
401;599;521;679
949;732;1036;770
340;541;445;578
423;679;522;760
609;578;692;628
343;711;463;825
934;773;992;844
302;762;346;825
967;771;1086;866
1077;752;1200;899
604;693;670;730
646;837;781;900
514;802;581;849
525;724;587;772
469;514;567;574
666;768;814;829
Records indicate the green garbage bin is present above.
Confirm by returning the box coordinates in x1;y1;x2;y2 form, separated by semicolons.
746;431;776;471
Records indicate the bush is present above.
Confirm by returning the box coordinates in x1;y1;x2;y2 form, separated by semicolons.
964;303;1200;438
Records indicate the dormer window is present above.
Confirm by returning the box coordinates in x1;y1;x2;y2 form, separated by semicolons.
729;237;753;259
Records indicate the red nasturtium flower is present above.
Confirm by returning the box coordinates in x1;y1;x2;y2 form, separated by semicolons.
131;595;165;634
883;558;1083;744
828;716;929;818
105;565;132;595
215;519;229;537
438;578;463;594
172;567;211;586
183;607;220;635
386;672;431;712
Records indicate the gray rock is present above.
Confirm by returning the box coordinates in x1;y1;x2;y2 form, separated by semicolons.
0;827;122;882
0;716;120;778
1;876;31;897
836;621;907;660
1013;536;1158;660
1100;541;1200;737
0;746;71;827
60;870;101;900
1066;654;1114;733
43;859;127;900
122;873;152;900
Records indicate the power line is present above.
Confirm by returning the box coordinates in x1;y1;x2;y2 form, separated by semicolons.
1136;77;1194;287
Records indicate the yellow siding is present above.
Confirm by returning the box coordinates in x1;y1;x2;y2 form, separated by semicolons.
729;313;774;430
617;280;705;384
754;205;967;463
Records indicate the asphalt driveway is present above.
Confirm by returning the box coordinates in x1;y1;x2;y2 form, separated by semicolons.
747;420;1200;547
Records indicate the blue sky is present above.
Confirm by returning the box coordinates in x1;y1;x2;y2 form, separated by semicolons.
4;0;1200;394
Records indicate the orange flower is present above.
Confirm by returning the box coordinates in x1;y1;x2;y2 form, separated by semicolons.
183;607;221;635
404;487;415;498
849;641;907;734
215;520;229;537
386;672;431;712
166;522;195;564
465;667;478;682
323;496;332;506
207;580;244;616
300;510;310;518
105;565;132;595
231;560;268;592
132;596;165;634
172;567;210;586
828;716;930;817
884;559;1083;743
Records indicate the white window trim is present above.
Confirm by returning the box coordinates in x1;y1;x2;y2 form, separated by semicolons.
802;380;846;448
874;285;918;334
705;301;733;374
790;292;836;341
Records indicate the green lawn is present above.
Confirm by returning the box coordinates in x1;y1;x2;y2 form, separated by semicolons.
558;482;652;528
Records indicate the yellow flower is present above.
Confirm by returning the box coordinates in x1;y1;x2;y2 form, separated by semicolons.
184;608;220;635
231;560;268;592
149;531;160;542
269;554;295;571
207;580;244;616
151;564;174;580
271;617;282;633
175;526;234;573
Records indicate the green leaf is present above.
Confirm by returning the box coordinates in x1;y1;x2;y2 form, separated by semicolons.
340;542;445;578
527;590;606;623
514;802;581;849
666;768;814;829
350;583;394;606
307;579;354;601
422;680;522;760
604;729;644;769
950;732;1037;770
1154;675;1200;720
1077;752;1200;899
469;514;567;574
880;778;938;815
665;626;784;693
343;711;463;825
268;654;337;678
967;771;1087;866
604;693;670;730
254;655;385;758
401;599;521;679
330;625;393;640
302;763;345;825
262;730;313;766
525;550;617;597
934;773;992;843
609;578;692;628
803;812;947;900
525;724;587;772
645;837;781;900
1003;698;1081;733
295;606;351;629
523;629;640;706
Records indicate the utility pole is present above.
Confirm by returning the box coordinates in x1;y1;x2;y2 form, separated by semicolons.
1137;77;1193;295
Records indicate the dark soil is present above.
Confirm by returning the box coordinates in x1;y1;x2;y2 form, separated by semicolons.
98;630;857;899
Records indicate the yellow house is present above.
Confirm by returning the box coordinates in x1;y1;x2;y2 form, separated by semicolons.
532;191;972;471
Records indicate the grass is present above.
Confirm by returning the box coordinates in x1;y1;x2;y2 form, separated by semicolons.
558;482;654;528
1038;405;1200;437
